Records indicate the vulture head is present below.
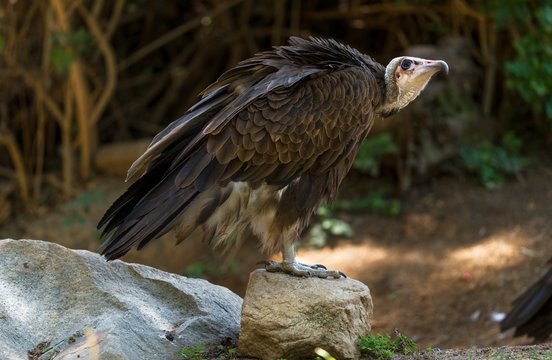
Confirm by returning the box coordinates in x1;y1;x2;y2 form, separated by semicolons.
380;56;449;116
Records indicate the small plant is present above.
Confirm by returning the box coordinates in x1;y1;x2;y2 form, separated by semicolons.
306;190;400;247
425;346;436;354
62;188;106;229
184;259;241;279
184;261;210;279
303;204;353;248
179;340;239;360
215;344;238;360
393;333;417;356
318;204;354;238
486;1;552;134
359;334;395;359
522;350;552;360
49;28;94;74
505;6;552;122
63;188;106;211
178;343;208;360
334;190;401;217
359;330;417;359
353;133;398;177
458;132;528;189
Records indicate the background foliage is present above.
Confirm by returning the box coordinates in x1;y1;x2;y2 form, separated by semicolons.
0;0;550;218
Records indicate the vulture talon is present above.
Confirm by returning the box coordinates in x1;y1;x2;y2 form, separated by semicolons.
259;260;283;273
259;260;343;279
310;264;327;270
256;260;272;266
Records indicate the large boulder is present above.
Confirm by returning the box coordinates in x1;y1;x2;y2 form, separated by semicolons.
0;239;242;360
238;269;373;359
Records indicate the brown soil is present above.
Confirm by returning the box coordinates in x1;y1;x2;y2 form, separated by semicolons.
3;166;552;351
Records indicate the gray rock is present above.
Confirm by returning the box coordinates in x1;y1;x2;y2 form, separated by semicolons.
238;269;373;359
0;239;242;360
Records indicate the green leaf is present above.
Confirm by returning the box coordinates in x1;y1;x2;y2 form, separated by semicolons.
184;261;209;279
333;190;402;216
63;188;105;210
316;204;333;217
546;100;552;119
69;28;94;53
179;343;208;360
501;131;522;154
49;45;76;74
358;332;416;359
321;218;353;237
0;35;5;51
353;133;398;176
498;3;552;122
359;334;395;359
459;140;527;189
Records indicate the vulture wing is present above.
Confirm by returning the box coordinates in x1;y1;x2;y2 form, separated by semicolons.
99;37;383;259
501;264;552;341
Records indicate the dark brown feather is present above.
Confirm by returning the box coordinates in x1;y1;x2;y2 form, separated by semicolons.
175;149;214;188
194;160;225;192
197;193;222;225
501;263;552;342
215;137;237;164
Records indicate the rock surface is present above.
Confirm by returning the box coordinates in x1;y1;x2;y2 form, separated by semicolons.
0;239;242;360
239;269;373;359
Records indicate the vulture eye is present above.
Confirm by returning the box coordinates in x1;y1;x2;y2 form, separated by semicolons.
401;59;413;70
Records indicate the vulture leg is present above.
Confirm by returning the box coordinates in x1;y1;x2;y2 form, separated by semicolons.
260;242;344;279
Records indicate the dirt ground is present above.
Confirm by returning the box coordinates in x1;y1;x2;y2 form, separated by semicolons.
391;344;552;359
2;165;552;351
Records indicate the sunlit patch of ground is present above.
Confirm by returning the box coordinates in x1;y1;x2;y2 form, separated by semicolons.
297;242;390;275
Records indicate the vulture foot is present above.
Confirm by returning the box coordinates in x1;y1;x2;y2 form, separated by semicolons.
258;260;344;279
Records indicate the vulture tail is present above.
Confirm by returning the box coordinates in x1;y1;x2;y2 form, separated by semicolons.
99;167;200;260
98;85;237;260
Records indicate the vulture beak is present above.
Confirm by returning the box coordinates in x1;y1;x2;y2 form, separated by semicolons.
404;58;449;94
418;59;449;76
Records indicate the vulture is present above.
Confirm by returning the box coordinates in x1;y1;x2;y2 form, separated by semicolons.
98;36;448;278
501;260;552;341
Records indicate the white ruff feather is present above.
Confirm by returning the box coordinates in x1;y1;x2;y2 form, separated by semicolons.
174;182;298;253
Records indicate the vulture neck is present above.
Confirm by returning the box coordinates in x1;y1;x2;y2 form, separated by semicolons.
377;75;413;118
